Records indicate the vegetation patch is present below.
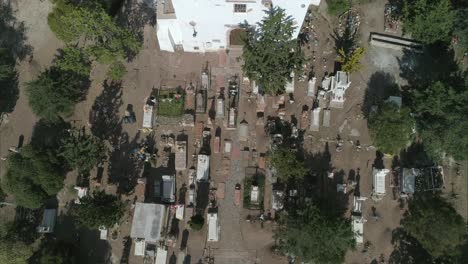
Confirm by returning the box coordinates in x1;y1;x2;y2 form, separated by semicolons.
243;173;265;209
157;89;185;117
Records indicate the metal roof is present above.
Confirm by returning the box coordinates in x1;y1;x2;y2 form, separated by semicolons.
130;203;166;243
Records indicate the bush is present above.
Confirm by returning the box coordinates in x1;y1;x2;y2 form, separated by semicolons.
243;174;265;209
327;0;351;16
188;214;204;231
106;61;126;81
157;91;185;117
71;191;125;229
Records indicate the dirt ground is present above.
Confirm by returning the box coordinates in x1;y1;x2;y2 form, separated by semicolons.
1;1;466;264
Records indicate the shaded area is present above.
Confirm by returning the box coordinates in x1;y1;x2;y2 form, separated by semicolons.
0;2;29;115
120;236;132;264
297;143;350;218
388;228;432;264
107;131;143;194
362;71;400;118
0;52;18;115
332;11;357;56
195;182;210;214
398;44;461;88
121;0;156;57
89;81;124;143
54;212;112;264
0;2;33;60
397;143;434;168
180;229;189;250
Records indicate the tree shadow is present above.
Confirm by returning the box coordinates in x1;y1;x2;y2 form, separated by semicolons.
331;12;357;55
180;229;189;250
0;50;18;115
397;44;462;88
388;228;432;264
107;131;144;194
0;2;33;60
398;142;434;168
196;182;210;214
120;0;156;59
89;80;124;143
7;206;41;245
362;71;400;118
76;228;112;264
300;143;349;218
169;252;177;264
373;151;385;170
120;236;132;264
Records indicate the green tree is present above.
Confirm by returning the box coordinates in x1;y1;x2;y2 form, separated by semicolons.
0;239;33;264
368;102;415;155
402;0;456;44
410;80;468;160
402;194;467;258
242;7;304;95
71;191;125;229
2;146;65;209
55;46;91;76
338;47;364;73
327;0;351;16
60;129;106;174
48;0;140;64
25;67;87;120
188;214;205;231
106;61;126;81
267;147;308;182
274;205;355;263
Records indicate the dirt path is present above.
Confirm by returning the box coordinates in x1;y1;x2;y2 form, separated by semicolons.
0;0;62;178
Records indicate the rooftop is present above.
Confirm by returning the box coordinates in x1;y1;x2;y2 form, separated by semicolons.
130;203;167;243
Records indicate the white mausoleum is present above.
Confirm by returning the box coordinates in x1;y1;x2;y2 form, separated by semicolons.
155;0;321;53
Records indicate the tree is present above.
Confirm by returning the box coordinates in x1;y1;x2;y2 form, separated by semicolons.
55;46;91;76
402;0;456;44
188;214;205;231
267;147;308;182
71;191;125;229
0;239;33;264
409;80;468;160
402;194;467;258
48;0;140;64
25;67;87;120
274;205;355;263
1;146;65;209
106;61;126;81
368;102;415;155
60;129;106;174
338;47;364;73
327;0;351;16
242;7;304;95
